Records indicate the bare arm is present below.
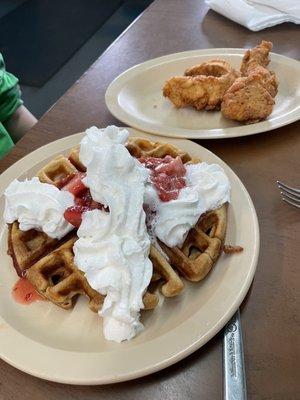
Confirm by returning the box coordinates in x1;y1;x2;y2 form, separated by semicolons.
4;105;37;143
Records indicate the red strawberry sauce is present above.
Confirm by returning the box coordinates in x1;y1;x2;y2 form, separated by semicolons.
12;278;43;305
58;172;105;228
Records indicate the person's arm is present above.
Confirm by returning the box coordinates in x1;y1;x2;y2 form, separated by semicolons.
0;52;37;145
3;105;37;142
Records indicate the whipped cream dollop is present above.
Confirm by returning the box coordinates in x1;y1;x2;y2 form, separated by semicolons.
145;162;230;247
74;126;152;343
4;177;74;239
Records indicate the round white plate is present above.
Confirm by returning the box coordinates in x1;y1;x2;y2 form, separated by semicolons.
0;129;259;384
105;49;300;139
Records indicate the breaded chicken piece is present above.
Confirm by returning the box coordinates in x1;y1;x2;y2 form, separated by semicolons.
163;70;239;111
185;59;238;78
240;41;273;75
221;74;275;123
163;58;240;111
240;40;278;97
246;65;278;98
221;41;278;123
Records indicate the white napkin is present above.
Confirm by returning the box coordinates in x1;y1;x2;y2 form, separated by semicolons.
205;0;300;31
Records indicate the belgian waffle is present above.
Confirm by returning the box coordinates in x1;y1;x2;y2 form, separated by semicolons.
8;221;60;277
7;136;228;313
37;155;78;186
160;206;227;281
26;237;103;312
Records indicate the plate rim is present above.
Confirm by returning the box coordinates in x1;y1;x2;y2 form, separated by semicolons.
105;48;300;139
0;129;260;384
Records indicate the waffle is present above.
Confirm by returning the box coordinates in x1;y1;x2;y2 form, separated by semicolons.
160;205;227;281
150;245;184;296
7;222;60;277
37;155;78;186
68;146;86;172
26;237;104;312
8;221;159;311
126;137;193;163
7;135;228;314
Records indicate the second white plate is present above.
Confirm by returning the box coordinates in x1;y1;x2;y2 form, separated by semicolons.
105;49;300;139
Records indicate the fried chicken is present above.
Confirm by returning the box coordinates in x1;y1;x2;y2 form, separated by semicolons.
240;40;273;75
185;59;237;78
240;40;278;97
246;66;278;97
221;41;278;123
163;60;240;111
221;74;274;124
163;75;233;111
162;41;278;123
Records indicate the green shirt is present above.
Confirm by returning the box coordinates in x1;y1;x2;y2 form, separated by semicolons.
0;53;23;159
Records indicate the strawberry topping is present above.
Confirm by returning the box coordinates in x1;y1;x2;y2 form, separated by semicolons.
56;173;76;189
139;155;186;202
60;172;105;227
61;172;87;196
64;205;87;228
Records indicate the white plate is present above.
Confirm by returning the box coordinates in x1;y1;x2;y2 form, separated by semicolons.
105;49;300;139
0;129;259;384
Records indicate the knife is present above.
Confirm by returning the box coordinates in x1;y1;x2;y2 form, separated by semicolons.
223;309;247;400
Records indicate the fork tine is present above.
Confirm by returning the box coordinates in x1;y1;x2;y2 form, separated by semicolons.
277;184;300;200
277;181;300;197
280;191;300;203
282;197;300;209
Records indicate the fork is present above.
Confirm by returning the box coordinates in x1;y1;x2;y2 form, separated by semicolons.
277;181;300;208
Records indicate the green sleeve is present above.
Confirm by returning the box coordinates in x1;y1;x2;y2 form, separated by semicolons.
0;53;23;123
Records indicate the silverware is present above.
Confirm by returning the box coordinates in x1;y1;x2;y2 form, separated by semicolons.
277;181;300;208
223;310;247;400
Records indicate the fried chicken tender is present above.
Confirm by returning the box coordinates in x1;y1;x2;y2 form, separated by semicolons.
163;75;232;110
185;59;236;78
221;74;274;123
163;60;240;111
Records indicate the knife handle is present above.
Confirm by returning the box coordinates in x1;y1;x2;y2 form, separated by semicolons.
223;310;247;400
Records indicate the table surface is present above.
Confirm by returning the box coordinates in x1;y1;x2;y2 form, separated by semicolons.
1;0;299;399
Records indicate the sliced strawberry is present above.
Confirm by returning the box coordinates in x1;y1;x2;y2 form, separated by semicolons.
140;155;187;202
155;156;186;176
62;172;86;196
158;189;179;202
139;155;172;170
64;186;107;227
64;205;87;228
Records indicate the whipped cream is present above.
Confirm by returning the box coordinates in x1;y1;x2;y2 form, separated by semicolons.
145;162;230;247
74;126;152;343
4;177;74;239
